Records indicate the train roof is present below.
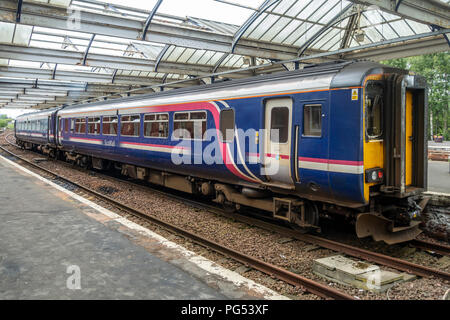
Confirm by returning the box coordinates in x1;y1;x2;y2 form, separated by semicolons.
21;60;408;118
16;107;60;120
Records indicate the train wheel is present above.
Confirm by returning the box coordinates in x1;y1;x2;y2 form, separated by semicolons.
292;200;320;232
222;202;236;213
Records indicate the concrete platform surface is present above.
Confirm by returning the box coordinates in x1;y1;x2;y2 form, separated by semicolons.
0;156;283;300
428;160;450;194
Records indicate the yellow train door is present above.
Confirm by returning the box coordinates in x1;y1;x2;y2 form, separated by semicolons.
405;90;413;186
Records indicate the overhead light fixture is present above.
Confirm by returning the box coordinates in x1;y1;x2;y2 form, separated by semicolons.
355;29;365;42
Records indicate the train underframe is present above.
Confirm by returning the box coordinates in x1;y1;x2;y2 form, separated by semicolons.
16;140;426;245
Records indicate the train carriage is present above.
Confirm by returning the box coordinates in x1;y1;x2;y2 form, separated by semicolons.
15;60;428;244
15;108;58;156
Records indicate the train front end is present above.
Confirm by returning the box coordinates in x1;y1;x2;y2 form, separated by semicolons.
357;70;428;244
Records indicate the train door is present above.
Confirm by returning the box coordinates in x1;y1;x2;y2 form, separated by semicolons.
262;98;294;188
47;116;51;142
294;100;329;194
405;90;413;186
383;74;427;195
57;116;63;146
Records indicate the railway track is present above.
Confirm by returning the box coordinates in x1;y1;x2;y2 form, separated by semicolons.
410;239;450;256
2;133;450;284
0;141;355;300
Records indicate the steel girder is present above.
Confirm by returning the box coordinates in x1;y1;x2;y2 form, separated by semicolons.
345;36;449;60
0;66;197;87
350;0;450;28
0;44;254;78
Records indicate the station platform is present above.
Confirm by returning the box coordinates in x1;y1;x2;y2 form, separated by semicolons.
0;155;283;300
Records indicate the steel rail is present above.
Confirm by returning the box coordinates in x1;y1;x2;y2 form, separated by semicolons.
3;133;450;282
410;239;450;256
0;141;354;300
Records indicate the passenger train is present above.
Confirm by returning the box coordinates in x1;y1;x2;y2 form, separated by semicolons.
14;60;428;244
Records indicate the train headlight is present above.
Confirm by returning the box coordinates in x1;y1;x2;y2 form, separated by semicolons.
365;167;384;183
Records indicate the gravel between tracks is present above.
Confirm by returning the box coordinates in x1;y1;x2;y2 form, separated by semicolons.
2;132;449;300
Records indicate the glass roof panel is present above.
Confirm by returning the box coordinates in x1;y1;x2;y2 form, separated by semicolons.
207;52;227;65
0;22;15;43
259;17;292;42
311;27;341;50
131;43;165;60
373;23;398;40
308;0;337;24
223;54;241;68
271;0;296;15
13;25;33;46
165;47;187;62
406;20;432;34
297;0;326;21
291;24;322;46
186;50;207;64
177;48;197;63
270;19;303;44
196;50;218;65
50;0;72;7
248;14;280;40
364;26;384;43
243;13;269;38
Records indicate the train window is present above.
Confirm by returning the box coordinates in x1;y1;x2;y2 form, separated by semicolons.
120;115;140;137
365;82;383;140
144;113;168;138
303;105;322;137
173;111;207;140
88;117;101;135
64;119;69;133
102;116;118;135
220;109;235;142
270;107;289;143
75;118;86;134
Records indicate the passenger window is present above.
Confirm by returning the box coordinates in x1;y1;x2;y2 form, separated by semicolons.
75;118;86;134
88;117;101;135
120;115;140;137
270;107;289;143
64;119;69;133
102;116;118;135
220;109;235;142
144;113;169;138
173;111;207;140
365;82;383;140
303;104;322;137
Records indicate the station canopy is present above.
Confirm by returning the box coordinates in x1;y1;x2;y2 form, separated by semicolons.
0;0;448;110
